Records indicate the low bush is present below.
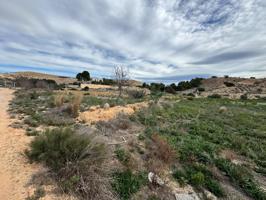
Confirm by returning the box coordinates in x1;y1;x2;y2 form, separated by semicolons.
82;86;89;91
240;94;248;100
115;148;131;166
215;159;266;200
198;87;205;92
127;89;146;99
112;170;147;200
26;128;113;199
150;134;176;165
208;94;221;99
67;93;83;117
54;94;65;107
26;187;45;200
173;164;225;197
224;81;235;87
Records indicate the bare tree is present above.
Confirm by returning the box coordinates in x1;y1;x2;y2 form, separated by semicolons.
114;66;129;97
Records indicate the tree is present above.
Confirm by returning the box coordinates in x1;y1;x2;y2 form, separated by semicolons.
76;71;91;81
114;66;129;97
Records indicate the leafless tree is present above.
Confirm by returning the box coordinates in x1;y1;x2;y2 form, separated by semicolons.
114;66;129;97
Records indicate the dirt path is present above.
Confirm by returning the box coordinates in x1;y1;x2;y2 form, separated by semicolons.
0;88;71;200
0;88;40;199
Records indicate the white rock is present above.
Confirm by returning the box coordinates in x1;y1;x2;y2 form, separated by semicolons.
89;106;97;111
203;190;217;200
148;172;164;186
219;106;227;113
174;193;200;200
103;103;110;109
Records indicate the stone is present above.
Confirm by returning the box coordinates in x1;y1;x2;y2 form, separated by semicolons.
103;103;110;109
148;172;164;186
174;193;200;200
219;106;227;113
203;190;217;200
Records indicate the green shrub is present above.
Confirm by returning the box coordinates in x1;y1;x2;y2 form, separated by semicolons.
208;94;221;99
240;94;248;100
26;187;45;200
190;172;205;186
127;89;146;99
115;148;131;165
215;159;266;200
26;128;110;199
26;128;97;170
173;169;187;186
112;170;147;200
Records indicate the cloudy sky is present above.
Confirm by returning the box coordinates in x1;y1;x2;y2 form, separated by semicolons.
0;0;265;82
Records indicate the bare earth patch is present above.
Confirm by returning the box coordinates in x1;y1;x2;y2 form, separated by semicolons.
79;102;148;124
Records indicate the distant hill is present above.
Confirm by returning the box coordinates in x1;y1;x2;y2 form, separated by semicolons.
194;76;266;99
0;71;76;84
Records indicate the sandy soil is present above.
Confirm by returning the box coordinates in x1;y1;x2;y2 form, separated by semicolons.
0;88;72;200
79;102;148;124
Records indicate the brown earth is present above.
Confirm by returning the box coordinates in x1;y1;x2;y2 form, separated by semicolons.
79;102;148;124
0;71;75;84
0;88;73;200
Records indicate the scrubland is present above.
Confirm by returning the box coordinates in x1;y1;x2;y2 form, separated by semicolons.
6;86;266;200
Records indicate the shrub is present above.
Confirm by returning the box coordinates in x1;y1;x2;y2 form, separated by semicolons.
190;172;205;186
127;89;146;99
215;159;266;200
208;94;221;99
165;86;176;94
149;134;176;164
54;94;65;107
26;128;112;199
240;94;248;100
224;82;235;87
26;187;45;200
67;93;83;117
26;128;100;170
173;169;187;186
115;148;131;166
112;170;147;200
82;86;89;91
198;87;205;92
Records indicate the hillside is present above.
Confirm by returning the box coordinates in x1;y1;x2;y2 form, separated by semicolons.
181;77;266;99
0;71;75;84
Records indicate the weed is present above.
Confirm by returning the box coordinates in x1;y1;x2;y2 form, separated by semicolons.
26;187;45;200
112;170;147;200
115;148;131;166
215;158;266;200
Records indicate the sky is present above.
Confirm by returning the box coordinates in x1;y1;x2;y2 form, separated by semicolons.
0;0;266;83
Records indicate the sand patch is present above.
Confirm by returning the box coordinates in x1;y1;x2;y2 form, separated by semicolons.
79;102;148;124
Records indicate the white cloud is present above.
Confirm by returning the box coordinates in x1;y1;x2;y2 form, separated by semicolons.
0;0;265;81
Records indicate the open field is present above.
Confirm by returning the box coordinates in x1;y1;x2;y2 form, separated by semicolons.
1;84;266;200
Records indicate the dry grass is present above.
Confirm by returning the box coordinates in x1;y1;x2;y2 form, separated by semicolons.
54;94;65;107
144;134;176;174
68;93;83;117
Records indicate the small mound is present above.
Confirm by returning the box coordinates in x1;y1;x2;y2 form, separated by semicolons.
79;102;148;124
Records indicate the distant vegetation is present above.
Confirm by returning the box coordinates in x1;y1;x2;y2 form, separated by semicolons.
76;71;91;81
141;77;205;93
